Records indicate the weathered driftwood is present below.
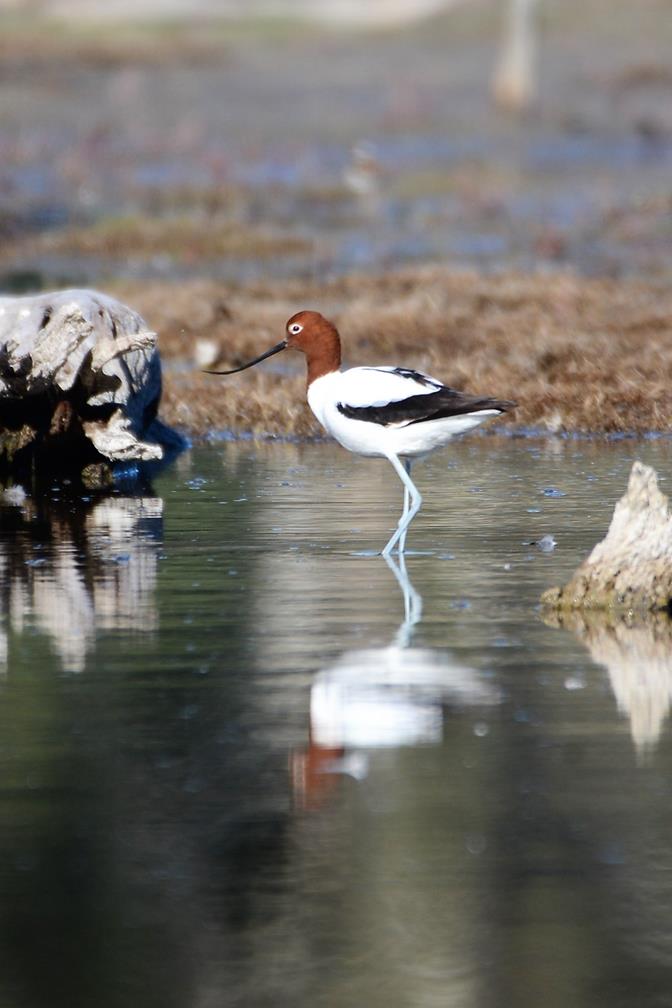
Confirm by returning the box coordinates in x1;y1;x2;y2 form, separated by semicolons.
543;608;672;754
0;288;178;474
542;461;672;612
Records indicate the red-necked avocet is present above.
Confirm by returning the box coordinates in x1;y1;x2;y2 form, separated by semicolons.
207;310;515;555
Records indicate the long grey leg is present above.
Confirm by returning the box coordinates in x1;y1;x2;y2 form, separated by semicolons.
400;463;410;518
383;550;423;647
398;459;413;554
381;453;422;556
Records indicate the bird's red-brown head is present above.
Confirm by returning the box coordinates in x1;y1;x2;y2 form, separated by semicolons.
203;309;342;386
285;310;341;384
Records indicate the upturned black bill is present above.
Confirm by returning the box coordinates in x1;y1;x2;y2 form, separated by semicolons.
204;339;287;375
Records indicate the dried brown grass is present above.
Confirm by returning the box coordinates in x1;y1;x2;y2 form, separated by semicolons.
0;18;236;69
13;216;310;264
111;268;672;439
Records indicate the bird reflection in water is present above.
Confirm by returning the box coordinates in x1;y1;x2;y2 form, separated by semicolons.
291;555;500;809
0;484;162;673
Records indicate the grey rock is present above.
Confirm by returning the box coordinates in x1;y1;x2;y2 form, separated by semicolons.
0;288;177;467
542;461;672;612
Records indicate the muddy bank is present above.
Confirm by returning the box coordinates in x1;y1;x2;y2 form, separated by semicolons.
106;269;672;438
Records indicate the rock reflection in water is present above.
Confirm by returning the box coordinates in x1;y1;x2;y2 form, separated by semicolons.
545;608;672;755
292;554;501;809
0;486;162;673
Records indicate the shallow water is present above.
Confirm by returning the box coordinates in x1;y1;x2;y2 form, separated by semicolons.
2;438;672;1006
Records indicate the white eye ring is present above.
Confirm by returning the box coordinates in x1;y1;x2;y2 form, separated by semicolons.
289;323;303;335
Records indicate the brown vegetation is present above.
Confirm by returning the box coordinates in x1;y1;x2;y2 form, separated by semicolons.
0;18;237;69
110;268;672;439
11;216;311;266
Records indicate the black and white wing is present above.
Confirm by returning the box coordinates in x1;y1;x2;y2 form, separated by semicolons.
336;366;515;428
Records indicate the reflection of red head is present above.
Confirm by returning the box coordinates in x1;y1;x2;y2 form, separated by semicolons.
289;741;346;812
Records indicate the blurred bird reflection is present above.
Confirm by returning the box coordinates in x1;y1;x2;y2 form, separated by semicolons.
292;554;500;809
0;486;162;674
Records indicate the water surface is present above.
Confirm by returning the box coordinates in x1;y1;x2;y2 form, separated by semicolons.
2;438;672;1006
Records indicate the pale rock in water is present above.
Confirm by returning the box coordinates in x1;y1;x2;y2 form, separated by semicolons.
542;461;672;612
1;484;27;507
0;288;179;472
